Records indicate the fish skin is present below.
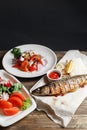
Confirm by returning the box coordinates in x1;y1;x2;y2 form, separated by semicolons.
31;75;87;96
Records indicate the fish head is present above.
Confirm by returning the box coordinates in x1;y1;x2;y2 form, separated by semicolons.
31;85;50;96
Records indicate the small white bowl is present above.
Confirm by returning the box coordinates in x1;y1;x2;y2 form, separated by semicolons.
47;69;62;82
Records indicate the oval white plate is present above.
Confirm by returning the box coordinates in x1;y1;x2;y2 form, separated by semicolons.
0;69;36;127
2;44;57;78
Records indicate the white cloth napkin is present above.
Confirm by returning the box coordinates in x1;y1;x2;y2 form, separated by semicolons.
30;50;87;127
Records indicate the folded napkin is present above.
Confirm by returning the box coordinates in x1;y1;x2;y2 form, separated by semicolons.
30;50;87;127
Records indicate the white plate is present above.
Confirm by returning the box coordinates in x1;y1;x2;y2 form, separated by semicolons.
0;69;36;127
2;44;57;78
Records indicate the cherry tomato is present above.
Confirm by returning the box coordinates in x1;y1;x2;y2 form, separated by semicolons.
10;92;26;101
4;80;12;88
3;107;20;116
29;63;38;72
0;100;13;109
8;97;23;107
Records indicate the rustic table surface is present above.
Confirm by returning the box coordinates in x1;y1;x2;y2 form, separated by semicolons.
0;50;87;130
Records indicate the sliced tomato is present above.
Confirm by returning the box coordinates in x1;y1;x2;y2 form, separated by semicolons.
30;55;41;61
29;63;38;72
10;92;26;101
8;96;23;107
0;100;13;109
19;59;29;72
38;59;43;65
3;107;20;116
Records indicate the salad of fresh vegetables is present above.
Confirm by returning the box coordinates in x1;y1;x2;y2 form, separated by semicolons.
0;77;32;116
11;48;47;72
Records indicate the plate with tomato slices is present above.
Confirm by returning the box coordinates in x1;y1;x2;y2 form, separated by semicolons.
2;44;57;78
0;69;36;127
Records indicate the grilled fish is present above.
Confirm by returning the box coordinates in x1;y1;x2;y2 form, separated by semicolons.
31;74;87;96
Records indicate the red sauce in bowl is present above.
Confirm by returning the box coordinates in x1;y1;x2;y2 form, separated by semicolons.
48;71;60;80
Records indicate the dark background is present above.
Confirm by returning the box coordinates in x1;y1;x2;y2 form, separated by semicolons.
0;0;87;51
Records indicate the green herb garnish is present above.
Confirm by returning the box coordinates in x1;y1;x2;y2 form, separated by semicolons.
21;98;32;110
11;47;21;58
0;85;10;94
9;83;23;93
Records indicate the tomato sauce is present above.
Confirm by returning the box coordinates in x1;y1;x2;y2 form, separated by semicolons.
48;71;60;79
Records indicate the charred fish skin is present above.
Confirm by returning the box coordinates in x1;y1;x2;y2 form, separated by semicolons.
31;75;87;96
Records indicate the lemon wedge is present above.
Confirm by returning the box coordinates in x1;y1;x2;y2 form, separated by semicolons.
65;60;73;74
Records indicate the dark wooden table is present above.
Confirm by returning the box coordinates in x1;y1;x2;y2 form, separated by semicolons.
0;50;87;130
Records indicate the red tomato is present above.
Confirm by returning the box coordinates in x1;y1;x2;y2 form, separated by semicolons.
0;100;13;109
30;55;40;61
3;107;20;116
29;63;38;72
19;59;29;72
38;59;43;65
8;97;23;107
10;92;26;101
4;80;12;88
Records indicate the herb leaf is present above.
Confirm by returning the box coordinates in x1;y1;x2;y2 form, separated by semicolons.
11;48;21;58
9;83;23;93
21;98;32;110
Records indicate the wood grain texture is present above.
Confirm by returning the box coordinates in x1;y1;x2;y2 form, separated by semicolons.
0;50;87;130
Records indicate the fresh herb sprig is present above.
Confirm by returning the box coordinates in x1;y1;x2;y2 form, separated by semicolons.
0;83;23;95
11;47;21;58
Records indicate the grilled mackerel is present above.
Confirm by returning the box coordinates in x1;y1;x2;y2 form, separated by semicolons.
31;75;87;96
